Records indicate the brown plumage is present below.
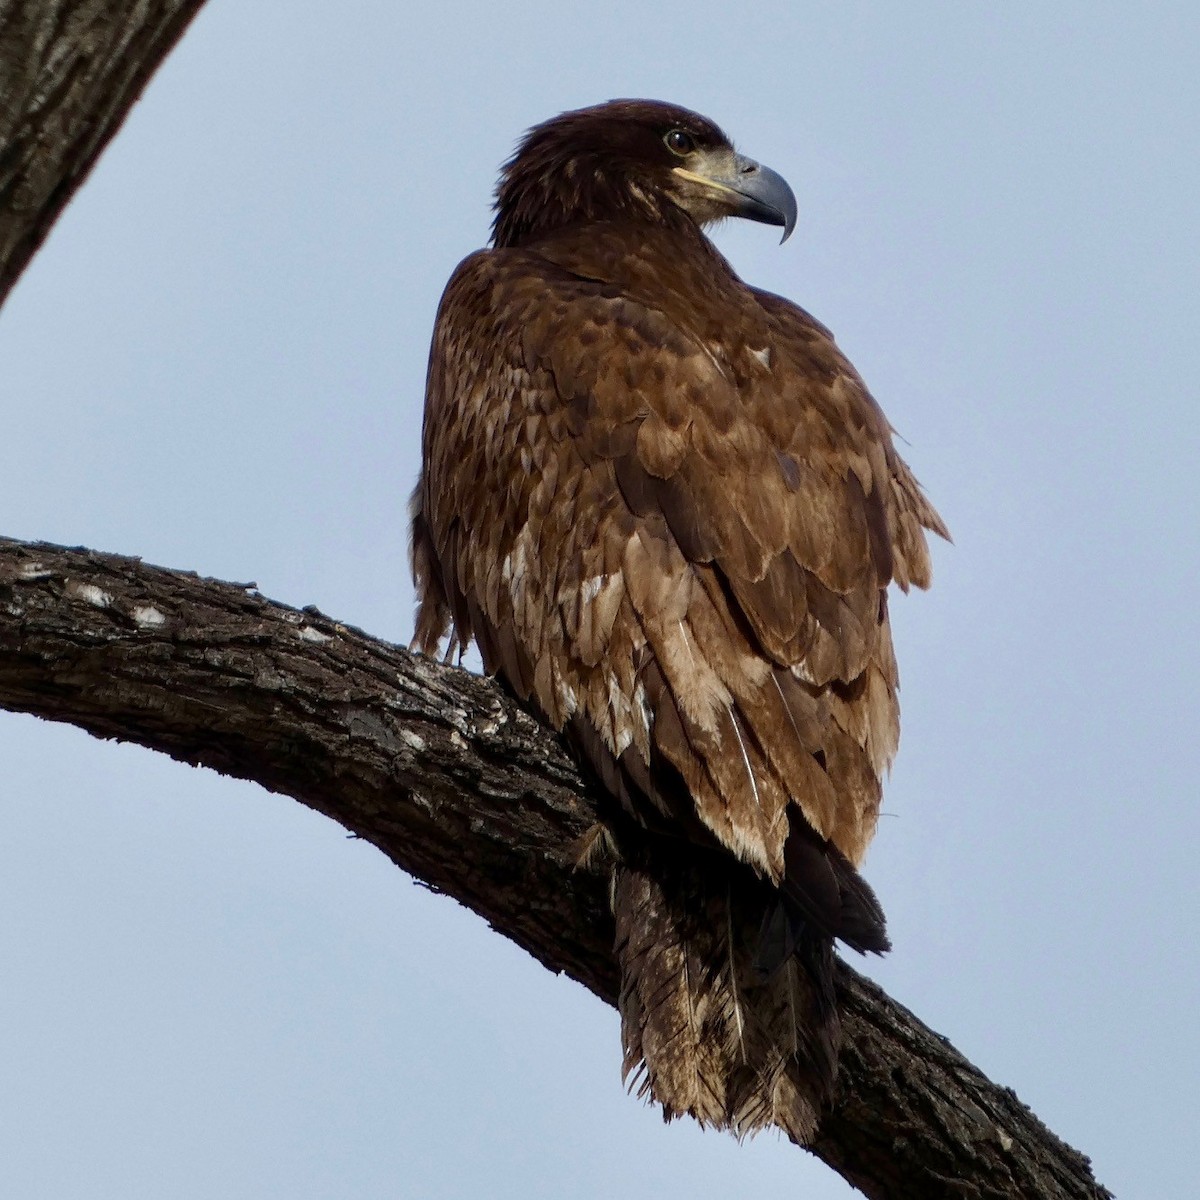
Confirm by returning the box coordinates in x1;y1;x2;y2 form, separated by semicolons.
411;99;948;1140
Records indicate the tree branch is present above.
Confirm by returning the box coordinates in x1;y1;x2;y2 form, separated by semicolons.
0;0;209;308
0;536;1110;1200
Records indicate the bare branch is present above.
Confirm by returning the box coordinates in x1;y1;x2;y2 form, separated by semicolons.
0;536;1111;1200
0;0;209;308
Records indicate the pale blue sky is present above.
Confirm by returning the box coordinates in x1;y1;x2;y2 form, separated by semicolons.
2;2;1197;1196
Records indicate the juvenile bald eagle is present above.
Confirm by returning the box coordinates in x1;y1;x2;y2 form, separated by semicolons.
411;99;947;1140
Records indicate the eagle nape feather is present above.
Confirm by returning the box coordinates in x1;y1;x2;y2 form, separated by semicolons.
411;98;946;1142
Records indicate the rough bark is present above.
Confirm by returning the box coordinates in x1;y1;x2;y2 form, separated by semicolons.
0;0;208;306
0;536;1111;1200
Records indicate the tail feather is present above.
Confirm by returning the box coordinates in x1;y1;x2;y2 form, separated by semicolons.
614;861;840;1142
782;824;890;955
615;868;730;1125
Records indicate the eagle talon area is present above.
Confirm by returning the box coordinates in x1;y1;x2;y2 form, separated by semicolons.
410;98;947;1141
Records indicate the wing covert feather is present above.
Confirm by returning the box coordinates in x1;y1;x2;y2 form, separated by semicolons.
413;242;945;879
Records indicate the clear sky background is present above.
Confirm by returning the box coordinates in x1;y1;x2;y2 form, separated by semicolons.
2;2;1196;1196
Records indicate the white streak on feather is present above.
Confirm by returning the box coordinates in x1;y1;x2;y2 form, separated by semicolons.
678;621;694;664
772;673;803;747
729;709;761;811
670;618;730;734
696;339;731;383
608;672;633;754
502;539;530;616
791;660;815;685
580;574;606;604
726;890;746;1061
556;678;578;719
633;680;652;737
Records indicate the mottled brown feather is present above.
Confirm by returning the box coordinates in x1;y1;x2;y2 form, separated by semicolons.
411;99;946;1139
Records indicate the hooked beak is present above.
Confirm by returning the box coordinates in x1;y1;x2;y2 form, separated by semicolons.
672;151;798;242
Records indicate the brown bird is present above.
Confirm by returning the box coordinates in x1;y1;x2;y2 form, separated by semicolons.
411;99;947;1141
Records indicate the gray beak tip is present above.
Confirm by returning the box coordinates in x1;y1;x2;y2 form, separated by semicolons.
731;156;797;246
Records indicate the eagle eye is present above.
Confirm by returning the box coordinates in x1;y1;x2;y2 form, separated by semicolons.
664;129;697;156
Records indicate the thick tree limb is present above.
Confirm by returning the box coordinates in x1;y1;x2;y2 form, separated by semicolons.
0;536;1111;1200
0;0;209;307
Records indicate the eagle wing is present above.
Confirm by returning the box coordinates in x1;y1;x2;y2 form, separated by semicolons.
413;245;945;897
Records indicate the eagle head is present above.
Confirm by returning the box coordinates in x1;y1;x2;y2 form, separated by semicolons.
491;99;797;249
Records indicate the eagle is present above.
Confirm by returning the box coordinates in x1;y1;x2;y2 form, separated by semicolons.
411;99;947;1141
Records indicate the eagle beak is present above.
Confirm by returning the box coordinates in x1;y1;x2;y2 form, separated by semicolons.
673;152;798;243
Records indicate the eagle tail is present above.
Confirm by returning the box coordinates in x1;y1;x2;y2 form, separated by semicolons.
613;862;838;1143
